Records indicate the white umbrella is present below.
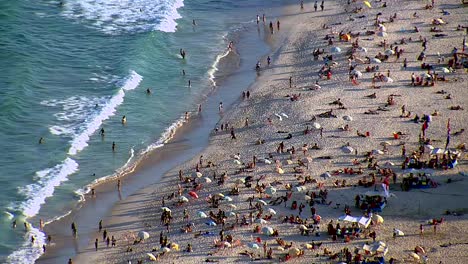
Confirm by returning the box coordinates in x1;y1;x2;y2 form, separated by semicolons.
161;207;171;212
394;228;404;236
227;203;237;209
431;148;444;155
343;115;353;121
384;161;394;168
421;73;431;78
342;146;354;154
289;247;301;257
380;141;391;146
312;122;321;129
223;241;232;248
197;211;208;218
262;226;274;235
234;159;242;165
304;195;311;201
377;31;387;37
138;231;150;240
424;144;434;151
265;187;277;195
227;211;236;217
320;172;332;179
257;199;268;206
440;67;450;73
373;214;384;224
294;186;306;192
203;177;212;183
331;46;342;53
161;247;171;253
179;196;189;203
267;208;277;215
263;158;272;164
224;196;233;202
206;220;217;226
351;70;363;77
357;47;368;53
372;149;384;155
301;157;313;164
378;24;387;32
299;225;308;231
384;49;395;56
255;218;268;224
277;246;285;251
147;253;157;261
370;58;382;64
248;242;260;249
215;193;225;198
192;172;202;178
236;178;245;184
383;76;393;83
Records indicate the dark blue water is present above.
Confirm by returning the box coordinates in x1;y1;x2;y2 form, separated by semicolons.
0;0;292;262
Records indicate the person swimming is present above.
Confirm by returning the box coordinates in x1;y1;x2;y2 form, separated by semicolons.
146;88;151;94
122;115;127;124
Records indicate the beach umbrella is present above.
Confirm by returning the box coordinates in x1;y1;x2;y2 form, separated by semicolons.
421;73;431;78
197;211;208;218
373;214;384;224
289;247;301;257
203;177;212;183
384;161;395;168
299;225;308;231
179;196;189;203
171;243;180;251
294;186;306;192
314;215;322;222
263;158;272;164
223;241;232;248
320;172;332;179
378;24;387;32
265;187;277;195
255;218;268;224
357;47;368;53
277;167;284;174
262;226;274;235
431;148;444;155
363;1;372;8
440;67;450;73
370;58;382;64
215;193;225;198
301;157;313;164
267;208;277;215
234;159;242;165
236;178;245;184
161;207;171;212
424;144;434;151
384;49;394;56
372;149;384;155
248;242;260;249
284;159;294;165
192;172;202;178
383;76;393;83
138;231;150;240
232;154;241;160
277;246;285;251
409;252;420;261
343;115;353;121
304;243;313;249
351;70;363;77
342;146;354;154
188;191;199;199
257;199;268;206
312;122;321;129
377;32;387;37
435;18;445;24
415;245;426;254
304;195;312;201
206;220;217;226
227;211;236;217
312;83;322;90
227;203;237;209
331;46;342;53
161;247;171;253
380;141;391;146
223;196;233;202
394;228;405;236
147;253;158;261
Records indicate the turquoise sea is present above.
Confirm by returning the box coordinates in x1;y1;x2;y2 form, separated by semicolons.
0;0;292;262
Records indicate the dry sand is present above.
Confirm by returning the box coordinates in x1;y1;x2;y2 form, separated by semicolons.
69;0;468;263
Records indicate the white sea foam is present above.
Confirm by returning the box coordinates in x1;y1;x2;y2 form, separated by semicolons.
142;115;186;154
41;71;142;155
6;223;46;264
208;49;231;86
16;158;79;218
61;0;184;34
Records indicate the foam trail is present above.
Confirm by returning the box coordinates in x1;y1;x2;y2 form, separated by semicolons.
62;0;185;34
6;224;46;264
17;158;79;218
208;49;231;86
68;71;142;155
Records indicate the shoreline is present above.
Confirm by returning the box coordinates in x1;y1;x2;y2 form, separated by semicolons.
35;5;286;263
39;0;468;263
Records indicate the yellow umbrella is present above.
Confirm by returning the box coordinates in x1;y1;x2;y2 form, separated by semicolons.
147;253;157;261
363;1;372;8
277;167;284;174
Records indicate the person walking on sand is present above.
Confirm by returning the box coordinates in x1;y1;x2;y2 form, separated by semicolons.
256;15;260;24
68;258;73;264
230;127;237;140
117;180;121;191
95;238;98;251
300;0;304;10
289;76;292;88
99;220;103;232
320;0;324;11
71;222;77;237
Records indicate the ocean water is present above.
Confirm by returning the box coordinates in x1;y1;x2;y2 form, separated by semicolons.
0;0;292;263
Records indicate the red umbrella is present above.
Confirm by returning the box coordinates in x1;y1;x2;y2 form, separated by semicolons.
188;191;199;199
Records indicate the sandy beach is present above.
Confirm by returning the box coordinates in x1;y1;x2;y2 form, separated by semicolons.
39;0;467;263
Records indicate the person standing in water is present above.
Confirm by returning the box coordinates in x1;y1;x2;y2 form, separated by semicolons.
218;102;223;113
121;115;127;124
188;80;191;87
112;142;116;152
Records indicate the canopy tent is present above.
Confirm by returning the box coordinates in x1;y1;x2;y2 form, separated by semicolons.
338;215;372;228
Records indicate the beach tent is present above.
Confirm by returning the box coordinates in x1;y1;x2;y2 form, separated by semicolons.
138;231;150;240
294;186;307;192
372;149;384;155
228;203;237;209
338;215;372;228
262;226;274;235
378;24;387;32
